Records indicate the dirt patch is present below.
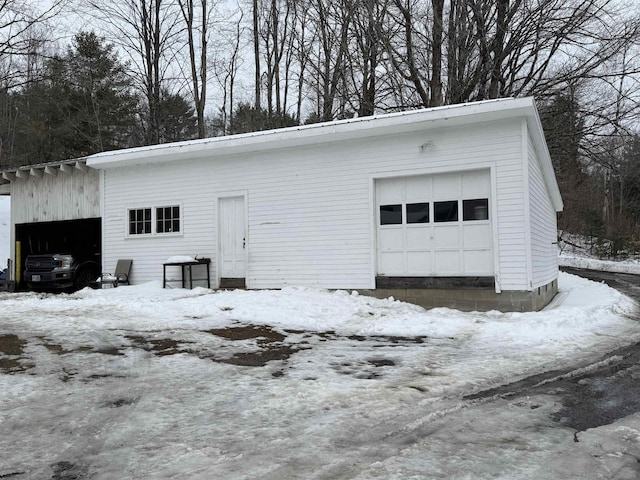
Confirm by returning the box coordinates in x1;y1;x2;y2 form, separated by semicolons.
205;324;302;367
0;358;32;374
50;461;87;480
368;358;396;367
0;334;33;374
346;334;428;344
125;335;191;356
218;344;302;367
0;334;27;356
37;338;93;356
102;398;137;408
0;471;26;478
92;346;125;356
330;356;397;380
206;325;286;343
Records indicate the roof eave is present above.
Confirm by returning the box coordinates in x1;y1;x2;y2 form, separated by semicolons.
0;157;90;184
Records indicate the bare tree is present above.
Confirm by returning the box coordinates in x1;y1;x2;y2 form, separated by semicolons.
252;0;261;108
0;1;69;88
261;0;290;115
430;0;444;106
346;0;389;116
211;6;245;134
84;0;181;145
384;0;640;109
178;0;211;138
305;0;357;121
0;1;67;58
386;0;431;108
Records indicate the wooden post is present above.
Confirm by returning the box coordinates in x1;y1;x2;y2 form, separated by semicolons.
15;241;21;285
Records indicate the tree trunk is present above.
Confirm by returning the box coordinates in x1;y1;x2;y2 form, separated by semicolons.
430;0;444;106
253;0;261;109
488;0;508;99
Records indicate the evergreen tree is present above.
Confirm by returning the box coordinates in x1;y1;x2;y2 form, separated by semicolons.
156;90;198;143
539;89;592;234
10;31;137;165
65;31;138;153
229;103;298;135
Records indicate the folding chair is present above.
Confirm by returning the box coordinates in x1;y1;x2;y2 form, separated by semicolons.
100;259;133;288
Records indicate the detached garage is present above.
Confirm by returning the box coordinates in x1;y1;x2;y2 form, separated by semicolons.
86;97;562;311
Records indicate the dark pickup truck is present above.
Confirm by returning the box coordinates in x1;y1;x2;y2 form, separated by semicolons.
24;253;100;291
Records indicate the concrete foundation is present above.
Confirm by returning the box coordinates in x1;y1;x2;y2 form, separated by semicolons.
360;278;558;312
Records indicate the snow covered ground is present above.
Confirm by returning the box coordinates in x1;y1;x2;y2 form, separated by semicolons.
1;270;640;479
558;230;640;275
560;253;640;275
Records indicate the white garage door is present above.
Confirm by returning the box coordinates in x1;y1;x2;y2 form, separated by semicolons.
376;170;493;276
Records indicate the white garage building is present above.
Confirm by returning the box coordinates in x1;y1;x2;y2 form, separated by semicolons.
85;97;562;311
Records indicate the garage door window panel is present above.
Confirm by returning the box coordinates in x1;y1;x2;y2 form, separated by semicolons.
434;201;458;222
463;198;489;221
406;203;429;223
380;204;402;225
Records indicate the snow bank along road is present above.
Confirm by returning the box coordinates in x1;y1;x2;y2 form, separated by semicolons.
2;271;640;479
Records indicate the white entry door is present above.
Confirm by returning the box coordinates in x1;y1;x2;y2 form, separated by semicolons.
219;196;246;280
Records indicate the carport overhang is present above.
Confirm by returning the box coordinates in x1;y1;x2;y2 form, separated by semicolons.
0;157;91;188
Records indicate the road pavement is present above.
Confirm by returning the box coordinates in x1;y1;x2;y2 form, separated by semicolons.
468;267;640;433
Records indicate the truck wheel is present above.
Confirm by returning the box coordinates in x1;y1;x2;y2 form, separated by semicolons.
75;267;98;291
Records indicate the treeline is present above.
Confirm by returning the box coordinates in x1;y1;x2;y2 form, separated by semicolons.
2;0;640;251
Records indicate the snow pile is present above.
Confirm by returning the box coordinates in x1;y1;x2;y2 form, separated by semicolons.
165;255;197;263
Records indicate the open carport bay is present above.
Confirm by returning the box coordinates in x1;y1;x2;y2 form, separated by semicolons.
15;217;101;289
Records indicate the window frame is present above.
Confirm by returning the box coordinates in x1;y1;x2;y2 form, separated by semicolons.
156;205;181;234
462;198;490;221
128;207;152;236
126;203;183;238
379;204;403;225
406;202;430;224
433;200;459;223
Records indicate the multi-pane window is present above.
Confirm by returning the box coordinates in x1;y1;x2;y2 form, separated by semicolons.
156;206;180;233
129;208;151;235
128;205;180;235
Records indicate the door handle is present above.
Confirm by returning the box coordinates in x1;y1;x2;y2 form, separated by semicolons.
243;237;246;249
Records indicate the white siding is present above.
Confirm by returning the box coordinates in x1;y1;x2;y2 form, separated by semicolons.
102;119;531;290
11;168;100;224
528;134;558;287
